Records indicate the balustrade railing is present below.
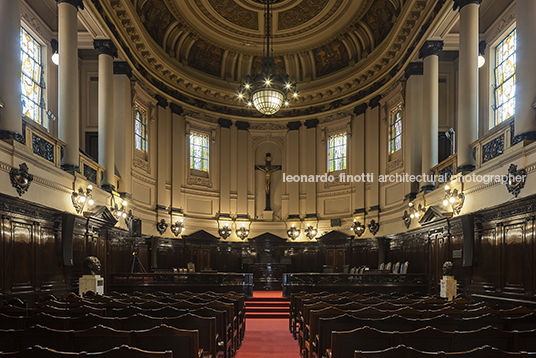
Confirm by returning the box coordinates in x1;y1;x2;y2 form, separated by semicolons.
431;153;457;188
471;117;515;169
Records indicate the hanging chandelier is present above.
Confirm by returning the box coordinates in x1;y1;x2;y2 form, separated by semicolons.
239;0;297;115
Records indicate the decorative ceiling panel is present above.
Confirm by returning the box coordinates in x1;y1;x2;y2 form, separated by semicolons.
207;0;258;30
278;0;330;30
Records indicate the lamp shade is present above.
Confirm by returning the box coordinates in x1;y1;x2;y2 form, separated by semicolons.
252;88;285;115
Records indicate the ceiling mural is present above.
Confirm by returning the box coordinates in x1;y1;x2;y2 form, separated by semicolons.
278;0;330;30
314;40;349;78
90;0;450;119
363;0;399;45
188;39;224;77
252;56;286;76
207;0;258;30
136;0;175;46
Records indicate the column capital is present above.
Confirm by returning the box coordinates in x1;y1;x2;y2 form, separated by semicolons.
287;121;302;131
368;95;381;109
236;121;250;130
304;118;319;128
405;62;423;79
170;103;184;115
453;0;482;11
56;0;84;10
155;95;168;108
218;118;233;128
94;39;117;58
419;40;444;59
353;103;368;115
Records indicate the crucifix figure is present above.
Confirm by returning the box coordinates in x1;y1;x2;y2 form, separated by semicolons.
255;153;281;211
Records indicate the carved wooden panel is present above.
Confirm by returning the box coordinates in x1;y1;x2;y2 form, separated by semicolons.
502;223;526;294
36;226;64;289
472;228;497;292
8;221;34;293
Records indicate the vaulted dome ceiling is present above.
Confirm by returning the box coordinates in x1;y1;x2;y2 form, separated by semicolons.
90;0;449;119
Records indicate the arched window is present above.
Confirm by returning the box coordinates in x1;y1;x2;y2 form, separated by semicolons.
494;28;516;125
327;133;347;172
388;103;403;154
134;103;148;153
190;131;209;172
20;27;44;125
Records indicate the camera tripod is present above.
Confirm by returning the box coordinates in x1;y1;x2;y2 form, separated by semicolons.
130;250;146;273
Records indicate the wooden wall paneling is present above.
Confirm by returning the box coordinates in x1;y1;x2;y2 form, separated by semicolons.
471;227;497;292
36;224;66;293
0;215;5;298
9;219;34;294
502;221;527;295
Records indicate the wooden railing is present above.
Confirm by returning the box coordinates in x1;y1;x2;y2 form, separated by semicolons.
431;153;457;188
471;117;515;169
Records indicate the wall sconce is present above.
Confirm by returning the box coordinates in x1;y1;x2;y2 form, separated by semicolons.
287;223;300;240
218;222;232;240
111;195;128;220
71;185;94;214
51;39;59;65
350;219;365;237
443;185;465;215
478;40;486;68
408;202;425;219
304;223;318;240
170;217;185;237
236;222;250;240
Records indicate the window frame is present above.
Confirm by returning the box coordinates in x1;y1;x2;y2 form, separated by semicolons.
388;103;403;156
327;132;347;173
189;130;210;173
134;101;149;154
20;25;47;128
493;28;517;126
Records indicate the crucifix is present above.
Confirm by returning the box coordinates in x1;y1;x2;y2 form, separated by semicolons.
255;153;281;211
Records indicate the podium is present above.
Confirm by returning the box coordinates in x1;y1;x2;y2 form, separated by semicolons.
440;276;457;301
79;275;104;296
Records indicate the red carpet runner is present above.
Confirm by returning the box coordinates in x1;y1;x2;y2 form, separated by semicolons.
236;291;299;358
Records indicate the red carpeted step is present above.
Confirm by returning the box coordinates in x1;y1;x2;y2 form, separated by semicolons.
245;291;290;319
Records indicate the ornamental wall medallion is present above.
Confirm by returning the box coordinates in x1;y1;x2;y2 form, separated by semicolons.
156;219;168;235
368;219;380;236
403;210;411;229
504;164;527;198
10;163;34;196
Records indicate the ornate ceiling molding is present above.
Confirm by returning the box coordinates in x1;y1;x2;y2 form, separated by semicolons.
90;0;450;121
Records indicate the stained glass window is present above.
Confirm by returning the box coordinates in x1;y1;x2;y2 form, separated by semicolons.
327;133;347;172
134;103;148;153
494;29;516;125
190;131;209;172
389;103;403;154
20;27;44;125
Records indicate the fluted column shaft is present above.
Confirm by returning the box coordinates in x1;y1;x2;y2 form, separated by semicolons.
456;0;480;171
58;0;82;171
513;0;536;142
0;0;23;141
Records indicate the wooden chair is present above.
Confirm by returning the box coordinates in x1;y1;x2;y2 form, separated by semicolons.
73;325;131;352
318;314;366;358
504;312;536;331
85;344;173;357
329;326;396;358
14;325;75;352
70;314;117;330
353;344;439;358
117;314;163;331
133;324;201;358
399;326;455;352
111;306;144;318
0;313;23;330
307;307;348;358
164;313;217;358
190;307;231;358
453;326;514;352
139;306;187;318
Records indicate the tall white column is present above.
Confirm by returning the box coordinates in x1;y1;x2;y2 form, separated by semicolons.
304;119;318;217
236;121;249;216
113;62;133;197
352;105;366;214
0;0;23;141
287;121;301;218
58;0;82;172
455;0;480;171
419;41;442;191
94;40;116;191
513;0;536;142
404;63;424;197
218;119;232;215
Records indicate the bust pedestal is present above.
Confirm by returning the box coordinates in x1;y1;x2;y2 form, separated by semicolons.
79;275;104;296
262;210;274;221
440;275;457;301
